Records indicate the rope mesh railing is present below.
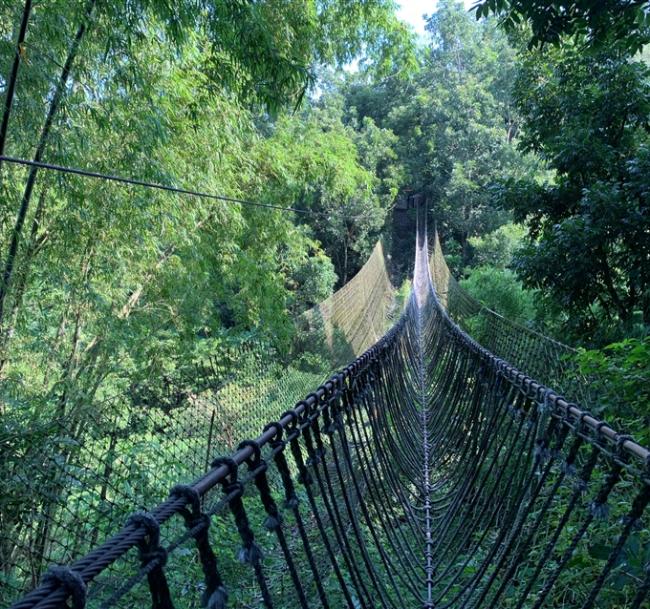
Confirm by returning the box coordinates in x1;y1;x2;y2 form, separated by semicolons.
1;2;647;603
0;235;396;607
428;230;590;404
7;207;649;609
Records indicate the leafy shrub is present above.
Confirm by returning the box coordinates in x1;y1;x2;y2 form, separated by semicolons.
574;337;650;445
460;266;535;322
468;223;525;268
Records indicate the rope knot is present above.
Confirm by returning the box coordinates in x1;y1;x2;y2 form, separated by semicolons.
297;469;313;485
140;546;168;568
211;457;243;498
263;421;284;448
283;494;299;510
263;514;282;531
126;511;161;548
304;393;323;424
615;434;633;460
281;409;300;440
561;461;577;478
537;387;554;414
42;566;87;609
238;439;263;470
328;391;341;409
594;420;609;444
206;585;228;609
589;501;610;520
297;398;314;425
237;542;263;565
169;484;201;513
575;410;592;436
534;438;551;463
306;453;321;467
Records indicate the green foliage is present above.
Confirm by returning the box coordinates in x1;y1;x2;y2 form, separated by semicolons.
574;337;650;445
344;0;538;270
261;93;401;284
494;44;650;343
394;279;412;313
0;4;410;599
2;1;650;606
467;222;525;268
288;248;338;313
112;0;415;111
460;266;535;322
473;0;650;53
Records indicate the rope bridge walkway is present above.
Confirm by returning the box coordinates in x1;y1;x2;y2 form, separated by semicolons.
6;209;649;609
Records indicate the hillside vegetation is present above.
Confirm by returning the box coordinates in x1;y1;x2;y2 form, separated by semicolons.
1;0;649;606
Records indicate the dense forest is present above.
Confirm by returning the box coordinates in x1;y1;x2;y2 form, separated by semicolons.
1;0;649;607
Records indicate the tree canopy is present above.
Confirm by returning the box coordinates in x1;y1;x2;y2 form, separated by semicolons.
491;40;650;342
2;2;650;606
473;0;650;53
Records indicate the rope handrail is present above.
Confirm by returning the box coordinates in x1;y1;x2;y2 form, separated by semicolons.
7;209;650;609
10;316;407;609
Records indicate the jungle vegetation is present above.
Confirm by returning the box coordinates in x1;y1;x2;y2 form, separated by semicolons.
1;0;649;605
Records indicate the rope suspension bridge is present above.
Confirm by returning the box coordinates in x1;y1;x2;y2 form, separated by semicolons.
4;206;649;609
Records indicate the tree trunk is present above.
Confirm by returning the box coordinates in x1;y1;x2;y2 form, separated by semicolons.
0;0;33;163
0;0;96;328
0;187;49;372
88;431;118;548
55;243;93;418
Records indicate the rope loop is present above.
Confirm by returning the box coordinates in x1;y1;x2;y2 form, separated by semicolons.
169;491;226;609
306;392;323;419
614;434;633;467
169;484;201;514
575;409;593;436
322;382;334;399
593;420;613;451
332;373;345;399
42;566;87;609
211;456;238;477
560;402;576;426
126;511;161;548
211;458;263;572
126;511;173;608
616;434;633;453
281;409;300;441
537;387;555;414
294;400;312;428
523;378;536;399
211;457;241;497
263;421;284;446
322;400;336;436
238;439;263;469
170;485;210;535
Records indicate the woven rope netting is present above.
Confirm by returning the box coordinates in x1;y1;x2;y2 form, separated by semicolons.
8;210;650;609
1;239;396;607
428;230;590;405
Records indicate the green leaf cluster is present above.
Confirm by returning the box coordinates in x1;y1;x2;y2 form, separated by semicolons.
493;44;650;342
473;0;650;53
